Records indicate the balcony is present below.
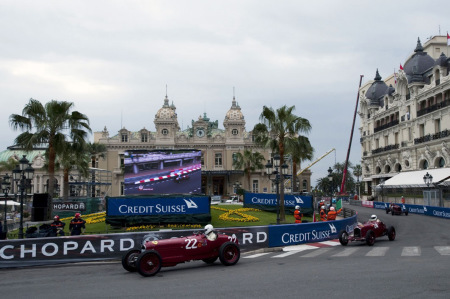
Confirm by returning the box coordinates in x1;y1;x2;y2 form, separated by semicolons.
371;144;399;155
417;98;450;117
374;119;399;133
414;129;450;145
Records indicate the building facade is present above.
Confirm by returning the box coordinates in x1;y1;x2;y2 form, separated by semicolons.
94;96;312;198
359;35;450;204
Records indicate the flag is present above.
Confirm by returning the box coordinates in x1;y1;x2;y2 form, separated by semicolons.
400;63;403;70
313;211;316;222
336;198;342;211
394;69;397;85
447;32;450;46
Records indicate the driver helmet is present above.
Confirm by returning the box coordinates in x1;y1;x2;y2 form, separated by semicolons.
370;214;377;221
54;215;60;221
321;206;325;210
330;206;335;211
75;213;81;219
295;205;300;210
204;224;214;235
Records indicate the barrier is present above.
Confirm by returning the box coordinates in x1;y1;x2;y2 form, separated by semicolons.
372;201;450;219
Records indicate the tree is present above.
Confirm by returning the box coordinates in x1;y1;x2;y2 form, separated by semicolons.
9;99;91;213
286;136;314;192
87;142;107;197
252;105;311;221
232;149;265;191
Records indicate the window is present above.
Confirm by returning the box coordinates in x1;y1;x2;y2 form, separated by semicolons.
435;119;441;133
201;154;204;167
162;129;169;135
232;129;238;135
252;180;259;193
395;132;399;145
375;138;379;148
384;136;388;146
215;153;222;166
302;180;308;192
120;182;124;196
438;157;445;168
121;134;128;142
419;124;425;138
141;133;148;142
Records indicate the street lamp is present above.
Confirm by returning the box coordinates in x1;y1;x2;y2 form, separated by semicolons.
266;154;288;225
356;176;360;200
380;179;385;202
12;155;34;239
1;174;11;237
423;172;433;205
328;167;333;206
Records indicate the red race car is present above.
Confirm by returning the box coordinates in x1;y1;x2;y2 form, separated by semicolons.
339;215;396;246
122;224;240;277
386;203;408;216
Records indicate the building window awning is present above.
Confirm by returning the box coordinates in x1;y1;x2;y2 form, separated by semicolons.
377;168;450;188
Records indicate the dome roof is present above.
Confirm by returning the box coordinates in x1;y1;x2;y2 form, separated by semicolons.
388;84;395;96
435;52;448;67
403;38;435;83
155;95;177;119
366;69;388;107
225;97;244;121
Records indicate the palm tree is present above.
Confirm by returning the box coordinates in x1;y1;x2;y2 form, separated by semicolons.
58;143;90;200
252;105;311;221
286;136;314;192
352;164;362;196
9;99;91;213
87;142;107;168
232;150;265;191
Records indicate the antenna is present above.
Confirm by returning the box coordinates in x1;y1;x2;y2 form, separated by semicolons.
121;109;123;129
166;84;168;97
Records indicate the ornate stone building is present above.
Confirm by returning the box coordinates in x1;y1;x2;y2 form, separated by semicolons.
94;95;312;197
359;35;450;203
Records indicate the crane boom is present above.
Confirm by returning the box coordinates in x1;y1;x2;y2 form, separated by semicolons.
284;148;336;188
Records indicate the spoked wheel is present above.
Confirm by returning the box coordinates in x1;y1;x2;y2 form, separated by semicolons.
137;250;162;277
121;249;141;272
219;242;240;266
339;230;349;246
365;230;375;246
388;226;396;241
202;257;218;264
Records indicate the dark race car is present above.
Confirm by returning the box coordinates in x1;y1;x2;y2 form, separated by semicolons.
386;203;408;216
339;217;396;246
122;226;240;277
175;174;190;183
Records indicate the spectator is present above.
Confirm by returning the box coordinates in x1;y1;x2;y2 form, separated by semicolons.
51;215;66;236
294;205;303;223
401;196;405;204
69;213;86;236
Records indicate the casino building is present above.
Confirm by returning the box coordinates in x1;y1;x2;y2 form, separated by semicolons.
94;95;312;198
359;35;450;207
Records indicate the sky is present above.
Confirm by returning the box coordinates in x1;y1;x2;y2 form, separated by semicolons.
1;0;449;187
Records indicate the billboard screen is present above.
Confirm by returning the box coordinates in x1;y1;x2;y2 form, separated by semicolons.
123;149;202;195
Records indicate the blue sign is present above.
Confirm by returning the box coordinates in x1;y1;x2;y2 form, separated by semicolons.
373;201;450;219
268;216;357;247
107;196;210;216
244;192;313;208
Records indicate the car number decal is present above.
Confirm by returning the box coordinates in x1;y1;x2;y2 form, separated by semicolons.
228;234;237;243
185;238;198;249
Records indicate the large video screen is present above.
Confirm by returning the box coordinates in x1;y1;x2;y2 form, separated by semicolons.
123;149;202;195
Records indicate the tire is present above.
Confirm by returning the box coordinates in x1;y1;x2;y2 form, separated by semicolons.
121;249;141;272
137;250;162;277
385;208;389;214
391;210;395;216
388;226;396;241
339;230;349;246
219;242;240;266
405;211;408;216
202;257;218;264
365;230;375;246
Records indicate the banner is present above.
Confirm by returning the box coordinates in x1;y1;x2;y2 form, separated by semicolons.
372;201;450;219
244;192;314;214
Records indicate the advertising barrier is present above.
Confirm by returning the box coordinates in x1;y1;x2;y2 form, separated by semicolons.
372;201;450;219
244;192;314;215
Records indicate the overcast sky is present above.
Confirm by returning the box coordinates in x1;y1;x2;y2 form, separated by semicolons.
1;1;449;187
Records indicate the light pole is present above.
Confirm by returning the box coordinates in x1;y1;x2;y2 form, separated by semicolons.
12;155;35;239
423;172;433;205
327;167;333;207
356;176;360;200
2;174;11;236
380;179;385;202
266;154;288;225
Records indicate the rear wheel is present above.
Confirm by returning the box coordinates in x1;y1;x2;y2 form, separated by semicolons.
388;226;396;241
405;211;408;216
202;257;218;264
121;249;141;272
365;230;375;246
219;242;240;266
137;250;162;277
338;230;349;246
385;208;389;214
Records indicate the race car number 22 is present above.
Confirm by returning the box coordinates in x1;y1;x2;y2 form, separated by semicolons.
185;238;198;249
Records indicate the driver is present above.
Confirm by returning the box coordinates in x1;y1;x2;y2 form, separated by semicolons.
204;224;217;241
369;214;380;222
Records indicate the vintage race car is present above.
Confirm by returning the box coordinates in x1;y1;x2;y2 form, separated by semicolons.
339;219;396;246
386;203;408;216
122;230;240;277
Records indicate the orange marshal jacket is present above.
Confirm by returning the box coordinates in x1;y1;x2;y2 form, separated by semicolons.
326;208;342;221
294;210;303;223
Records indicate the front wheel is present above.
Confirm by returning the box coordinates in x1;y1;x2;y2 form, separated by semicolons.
219;242;240;266
405;210;408;216
137;250;162;277
338;230;349;246
388;226;396;241
122;249;141;272
365;230;375;246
